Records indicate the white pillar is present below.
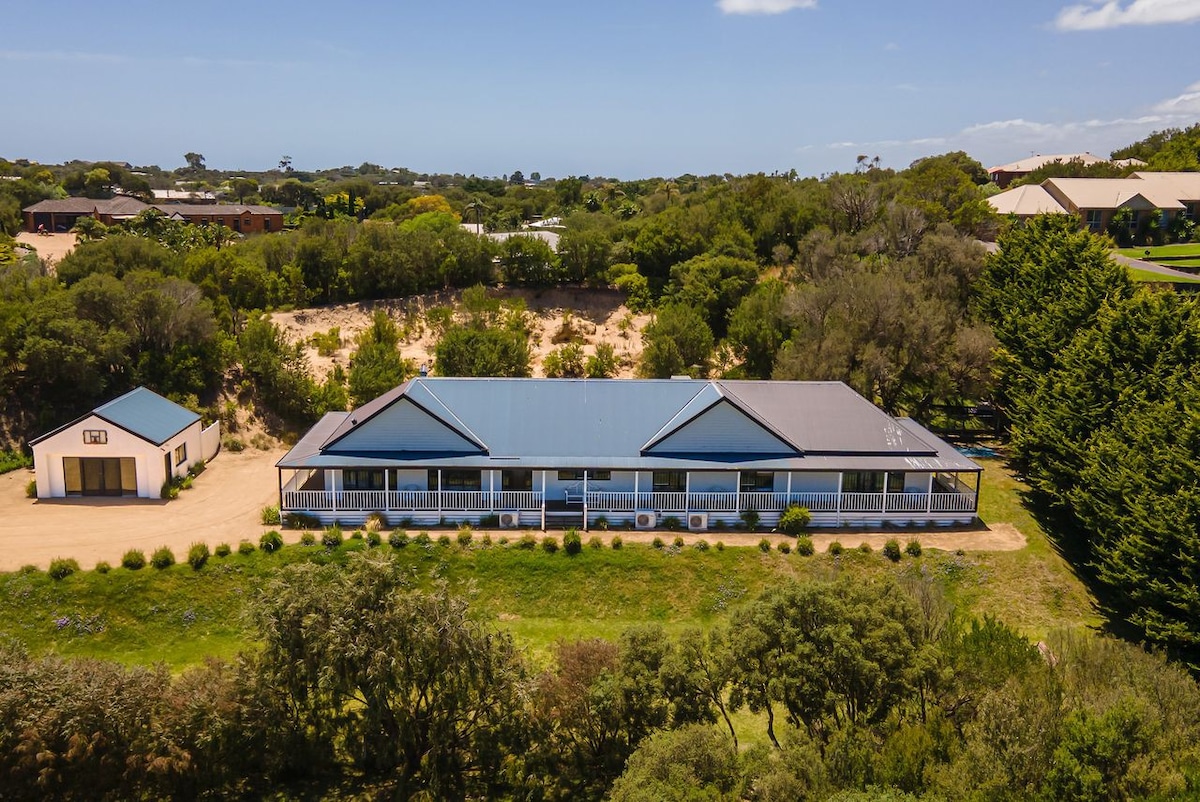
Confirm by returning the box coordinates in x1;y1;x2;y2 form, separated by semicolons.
384;468;390;513
684;472;691;515
540;470;547;531
926;473;934;514
634;471;640;511
735;471;741;514
436;469;442;519
785;472;792;505
489;470;495;513
836;472;843;526
881;471;889;516
583;470;589;531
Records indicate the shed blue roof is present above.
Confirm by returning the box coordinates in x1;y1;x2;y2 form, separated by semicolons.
31;387;200;447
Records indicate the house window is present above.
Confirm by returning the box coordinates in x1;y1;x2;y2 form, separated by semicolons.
83;429;107;445
841;471;883;493
558;469;612;481
887;472;906;493
264;218;273;231
740;471;774;493
344;469;384;491
174;443;187;466
652;470;687;492
502;469;533;491
1128;211;1140;233
436;469;481;491
1185;204;1196;221
1085;210;1103;231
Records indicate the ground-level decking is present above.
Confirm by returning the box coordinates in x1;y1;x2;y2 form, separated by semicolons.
279;467;979;530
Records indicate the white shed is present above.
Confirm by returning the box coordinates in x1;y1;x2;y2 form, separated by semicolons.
29;387;218;499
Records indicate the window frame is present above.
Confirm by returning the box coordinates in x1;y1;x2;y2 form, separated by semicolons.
83;429;108;445
652;470;687;493
174;443;187;466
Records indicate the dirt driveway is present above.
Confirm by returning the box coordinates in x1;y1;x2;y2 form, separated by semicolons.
0;449;285;571
14;232;77;266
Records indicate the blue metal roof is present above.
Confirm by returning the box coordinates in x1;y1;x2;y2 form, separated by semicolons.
278;379;982;473
94;387;200;445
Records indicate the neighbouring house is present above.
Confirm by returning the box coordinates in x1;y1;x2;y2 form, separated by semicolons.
152;188;217;203
277;378;982;531
30;387;220;499
1041;177;1185;235
22;198;283;234
986;152;1146;189
1130;172;1200;224
986;184;1068;219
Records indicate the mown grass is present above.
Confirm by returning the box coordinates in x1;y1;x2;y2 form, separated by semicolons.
0;461;1097;669
1127;266;1200;283
1117;243;1200;259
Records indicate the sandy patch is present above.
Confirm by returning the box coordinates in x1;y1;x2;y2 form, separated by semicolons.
0;448;285;571
14;232;77;267
271;287;649;381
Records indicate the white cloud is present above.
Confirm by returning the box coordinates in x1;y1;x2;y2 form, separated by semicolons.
1054;0;1200;30
1154;80;1200;114
717;0;817;15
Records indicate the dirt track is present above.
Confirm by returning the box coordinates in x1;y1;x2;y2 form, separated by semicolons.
0;446;1025;570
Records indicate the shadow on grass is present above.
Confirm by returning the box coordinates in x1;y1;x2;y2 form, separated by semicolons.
1019;484;1147;646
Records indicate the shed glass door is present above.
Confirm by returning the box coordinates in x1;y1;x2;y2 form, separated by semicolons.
64;457;136;496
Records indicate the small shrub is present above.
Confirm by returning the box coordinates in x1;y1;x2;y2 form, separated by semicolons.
715;541;725;551
389;530;410;548
858;542;873;554
179;475;194;491
588;535;604;549
777;542;791;554
778;505;811;535
955;548;966;556
322;525;344;549
498;536;510;546
594;515;609;531
298;533;315;547
350;529;363;540
215;542;233;556
284;512;320;529
414;531;432;546
652;536;665;549
563;529;582;555
479;533;493;548
828;541;844;556
223;437;246;452
188;459;206;476
694;539;710;551
883;539;902;562
541;536;559;553
457;527;473;548
49;558;79;580
662;515;681;531
25;480;36;499
517;533;537;550
187;542;210;570
260;530;284;553
437;534;452;547
741;508;761;531
260;505;281;525
160;480;180;500
758;538;771;553
366;530;381;547
151;546;175;569
673;536;685;549
94;561;111;574
611;535;624;550
365;512;387;532
479;513;499;527
795;536;815;556
712;518;727;531
122;549;146;570
237;540;256;556
905;539;923;557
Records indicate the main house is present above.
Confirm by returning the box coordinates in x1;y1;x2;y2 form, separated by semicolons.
277;378;981;531
30;387;220;499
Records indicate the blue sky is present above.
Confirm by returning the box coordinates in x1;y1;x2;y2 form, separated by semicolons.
4;0;1200;179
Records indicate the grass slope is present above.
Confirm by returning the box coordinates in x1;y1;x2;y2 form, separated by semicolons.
0;461;1097;669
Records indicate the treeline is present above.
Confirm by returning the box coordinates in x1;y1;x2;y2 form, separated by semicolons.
979;215;1200;665
3;553;1197;801
1111;122;1200;171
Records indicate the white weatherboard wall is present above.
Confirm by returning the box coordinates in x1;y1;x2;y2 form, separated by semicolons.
648;401;794;454
332;399;480;452
33;415;201;499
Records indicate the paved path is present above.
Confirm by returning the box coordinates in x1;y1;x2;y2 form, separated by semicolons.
1110;253;1200;281
0;449;285;571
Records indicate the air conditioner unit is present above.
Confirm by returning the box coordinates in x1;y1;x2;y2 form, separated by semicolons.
635;511;657;529
688;512;709;531
499;511;521;528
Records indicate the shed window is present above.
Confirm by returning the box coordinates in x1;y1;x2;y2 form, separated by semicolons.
174;443;187;466
83;429;107;444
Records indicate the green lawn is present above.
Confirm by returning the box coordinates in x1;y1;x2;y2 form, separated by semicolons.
1117;243;1200;260
0;461;1098;670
